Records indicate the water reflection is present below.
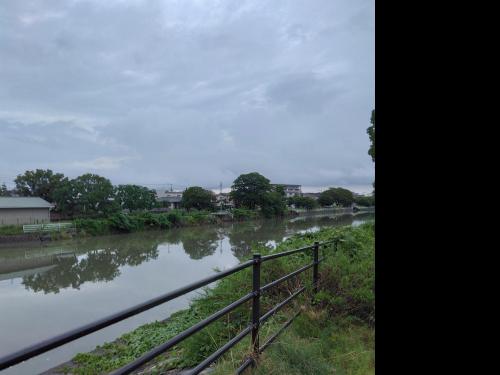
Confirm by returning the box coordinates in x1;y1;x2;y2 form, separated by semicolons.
0;212;373;295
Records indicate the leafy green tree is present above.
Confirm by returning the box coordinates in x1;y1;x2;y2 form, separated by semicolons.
0;183;11;196
260;191;287;218
14;169;67;202
72;174;118;217
318;188;354;207
230;172;272;209
115;185;157;212
367;109;375;196
181;186;216;211
354;195;375;207
52;179;78;216
367;109;375;162
289;196;319;210
274;184;286;198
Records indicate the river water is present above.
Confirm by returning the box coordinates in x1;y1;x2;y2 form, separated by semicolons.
0;212;373;374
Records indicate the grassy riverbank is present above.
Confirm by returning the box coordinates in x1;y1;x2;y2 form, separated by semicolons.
52;222;374;375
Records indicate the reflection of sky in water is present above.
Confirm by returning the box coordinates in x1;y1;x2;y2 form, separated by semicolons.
0;212;373;375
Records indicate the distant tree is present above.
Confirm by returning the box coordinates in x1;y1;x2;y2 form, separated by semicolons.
318;188;354;207
71;174;118;217
0;183;11;197
367;109;375;162
368;109;375;196
52;179;78;216
14;169;67;202
354;195;375;207
181;187;216;211
289;196;319;210
260;191;287;218
274;184;286;198
115;185;157;212
230;172;272;209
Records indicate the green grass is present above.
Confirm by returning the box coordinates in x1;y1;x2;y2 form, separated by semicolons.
0;224;24;236
57;222;374;374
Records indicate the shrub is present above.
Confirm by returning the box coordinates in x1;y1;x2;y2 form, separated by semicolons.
166;210;183;226
232;208;258;220
108;213;135;232
74;218;110;236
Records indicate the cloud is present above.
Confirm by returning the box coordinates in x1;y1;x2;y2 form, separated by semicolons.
0;0;374;191
69;156;139;171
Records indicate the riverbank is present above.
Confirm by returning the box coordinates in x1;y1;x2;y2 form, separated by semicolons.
44;222;374;375
0;207;373;245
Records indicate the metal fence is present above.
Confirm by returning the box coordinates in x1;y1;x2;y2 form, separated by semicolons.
23;222;74;233
0;239;339;374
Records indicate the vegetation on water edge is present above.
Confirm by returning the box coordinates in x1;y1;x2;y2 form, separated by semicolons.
60;222;374;375
0;225;24;236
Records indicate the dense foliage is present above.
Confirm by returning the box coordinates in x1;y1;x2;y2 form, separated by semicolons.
354;195;375;207
230;172;272;209
115;185;157;212
288;196;319;210
367;109;375;163
367;109;375;196
181;186;216;211
14;169;67;202
260;190;287;218
318;187;355;207
0;183;10;197
71;174;118;217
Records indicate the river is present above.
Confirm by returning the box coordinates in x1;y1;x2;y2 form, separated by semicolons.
0;212;373;374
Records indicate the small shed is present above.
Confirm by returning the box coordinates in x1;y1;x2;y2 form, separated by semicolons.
0;197;54;226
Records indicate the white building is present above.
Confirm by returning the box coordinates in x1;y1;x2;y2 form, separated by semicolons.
272;184;302;198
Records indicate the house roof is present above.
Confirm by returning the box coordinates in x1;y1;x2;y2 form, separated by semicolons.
0;197;54;209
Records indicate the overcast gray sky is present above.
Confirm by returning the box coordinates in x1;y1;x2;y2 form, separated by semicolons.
0;0;374;194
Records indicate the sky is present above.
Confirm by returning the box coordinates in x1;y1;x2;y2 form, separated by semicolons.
0;0;374;194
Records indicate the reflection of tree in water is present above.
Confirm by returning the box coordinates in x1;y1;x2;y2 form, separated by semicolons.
228;220;288;260
22;234;161;294
178;227;219;260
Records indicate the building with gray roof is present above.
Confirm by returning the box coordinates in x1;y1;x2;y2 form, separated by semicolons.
0;197;54;226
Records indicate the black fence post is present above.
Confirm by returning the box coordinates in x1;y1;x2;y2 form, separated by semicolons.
313;242;319;295
251;254;261;359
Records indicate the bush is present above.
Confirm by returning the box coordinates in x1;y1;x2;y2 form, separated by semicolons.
108;213;135;232
232;208;258;220
73;218;110;236
166;210;183;226
0;225;24;236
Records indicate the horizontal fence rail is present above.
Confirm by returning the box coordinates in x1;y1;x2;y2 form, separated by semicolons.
0;239;338;374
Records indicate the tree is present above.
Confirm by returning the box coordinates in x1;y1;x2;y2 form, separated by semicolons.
52;179;78;217
318;188;354;207
0;183;11;197
230;172;272;209
115;185;157;212
367;109;375;162
354;195;375;207
181;187;216;211
260;191;287;218
14;169;67;202
289;196;319;210
71;174;118;217
367;109;375;196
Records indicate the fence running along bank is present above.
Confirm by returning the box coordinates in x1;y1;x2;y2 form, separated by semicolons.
0;239;342;374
